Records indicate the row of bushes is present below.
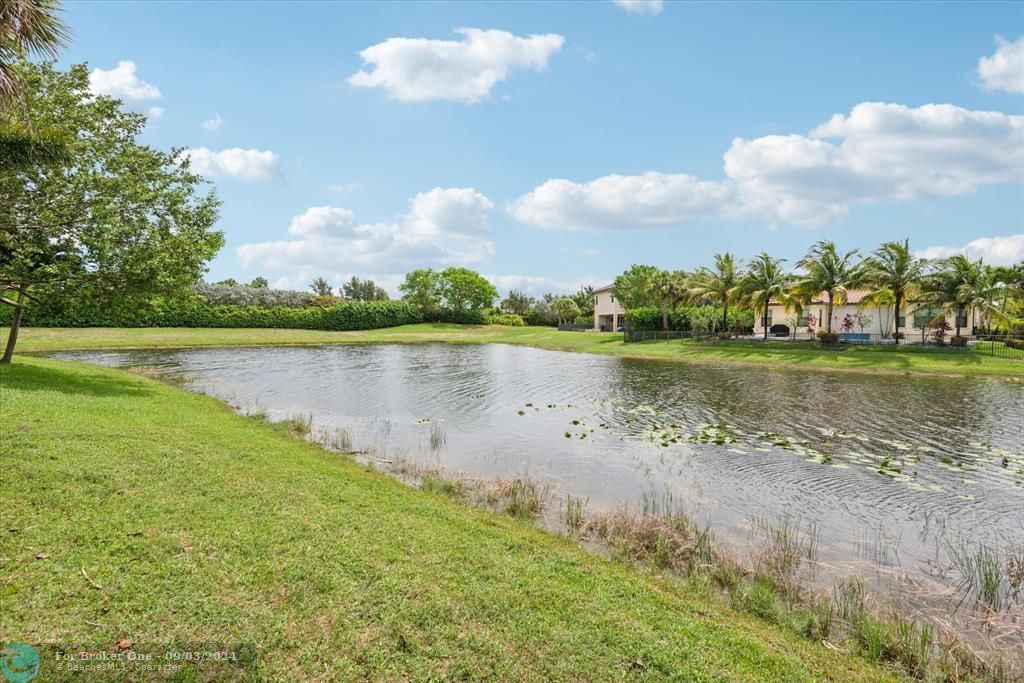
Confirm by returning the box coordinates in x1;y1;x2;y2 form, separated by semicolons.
626;305;755;332
1;297;422;331
0;295;529;331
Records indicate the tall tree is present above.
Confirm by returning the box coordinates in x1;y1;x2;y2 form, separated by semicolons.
342;276;389;301
1;61;222;363
246;276;268;288
500;289;533;316
691;253;743;332
399;268;441;310
570;284;595;318
742;253;790;340
554;297;580;325
919;254;990;337
612;264;660;310
861;239;925;344
793;240;864;334
437;267;496;311
309;277;333;297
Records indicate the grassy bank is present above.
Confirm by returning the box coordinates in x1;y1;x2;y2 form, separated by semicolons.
0;357;893;680
7;323;1024;377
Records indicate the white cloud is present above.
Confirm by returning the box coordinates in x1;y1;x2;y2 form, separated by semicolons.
236;187;495;275
180;147;280;181
511;102;1024;229
613;0;664;15
201;113;223;131
509;172;735;230
88;60;161;101
978;36;1024;94
348;28;565;104
918;234;1024;266
147;106;164;120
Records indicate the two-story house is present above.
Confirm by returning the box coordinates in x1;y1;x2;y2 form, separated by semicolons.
593;285;626;332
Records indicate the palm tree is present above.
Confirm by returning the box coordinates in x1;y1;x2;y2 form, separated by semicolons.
861;239;926;344
742;253;790;340
1;0;70;100
792;240;864;334
1;1;71;167
691;253;744;334
919;255;990;337
647;270;679;331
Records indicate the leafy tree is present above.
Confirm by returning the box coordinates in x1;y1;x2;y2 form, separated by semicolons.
500;289;534;316
792;240;864;333
399;268;441;310
342;276;388;301
246;276;268;288
0;61;222;363
741;253;790;340
215;278;239;287
309;277;333;297
554;297;580;324
1;1;72;168
437;267;496;311
570;284;595;318
691;253;743;332
861;239;925;344
612;264;660;310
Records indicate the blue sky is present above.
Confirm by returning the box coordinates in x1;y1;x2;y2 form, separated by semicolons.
66;0;1023;295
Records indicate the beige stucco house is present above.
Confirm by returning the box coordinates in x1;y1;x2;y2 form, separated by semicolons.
593;284;626;332
752;289;977;339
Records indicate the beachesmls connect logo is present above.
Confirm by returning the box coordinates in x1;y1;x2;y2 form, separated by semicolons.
0;644;39;683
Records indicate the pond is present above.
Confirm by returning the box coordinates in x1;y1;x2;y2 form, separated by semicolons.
54;343;1024;639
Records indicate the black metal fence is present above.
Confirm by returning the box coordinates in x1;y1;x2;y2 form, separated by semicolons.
622;330;1024;360
557;323;592;331
973;335;1024;360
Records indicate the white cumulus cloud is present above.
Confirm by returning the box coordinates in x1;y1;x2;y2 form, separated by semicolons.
918;234;1024;266
202;113;223;131
613;0;664;15
88;60;161;101
348;28;565;104
511;102;1024;229
236;188;495;276
509;172;735;230
180;147;280;181
147;106;164;120
978;36;1024;94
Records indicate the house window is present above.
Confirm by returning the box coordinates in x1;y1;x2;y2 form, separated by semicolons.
913;307;941;328
610;295;615;303
896;315;906;328
797;313;809;327
766;311;773;327
955;311;968;328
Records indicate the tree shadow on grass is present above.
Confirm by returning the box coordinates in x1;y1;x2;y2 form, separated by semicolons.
0;362;154;398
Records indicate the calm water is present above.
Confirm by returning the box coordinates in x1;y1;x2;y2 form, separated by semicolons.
55;344;1024;613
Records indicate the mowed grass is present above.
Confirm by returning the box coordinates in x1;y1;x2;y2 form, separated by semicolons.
0;357;893;681
8;323;1024;378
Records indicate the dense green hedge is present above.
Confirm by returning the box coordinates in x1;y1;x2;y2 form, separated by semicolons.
0;298;424;331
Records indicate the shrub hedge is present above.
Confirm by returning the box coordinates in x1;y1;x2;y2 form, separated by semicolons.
0;297;425;331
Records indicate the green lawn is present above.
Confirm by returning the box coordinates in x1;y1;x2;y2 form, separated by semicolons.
7;323;1024;378
0;357;895;680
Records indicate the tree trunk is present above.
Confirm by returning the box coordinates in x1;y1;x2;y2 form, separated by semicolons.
763;306;769;340
893;290;902;345
826;293;834;333
1;290;26;365
661;303;668;332
722;302;728;333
